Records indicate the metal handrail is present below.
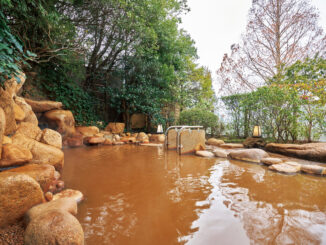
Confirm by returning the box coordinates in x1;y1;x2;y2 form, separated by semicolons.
176;126;203;153
164;125;203;153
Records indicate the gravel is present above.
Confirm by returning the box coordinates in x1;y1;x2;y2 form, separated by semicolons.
0;221;24;245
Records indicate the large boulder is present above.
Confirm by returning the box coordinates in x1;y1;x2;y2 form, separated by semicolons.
83;136;105;146
243;137;266;148
136;132;149;143
4;72;26;98
24;210;84;245
301;164;326;175
2;135;12;145
120;136;137;143
0;172;44;227
206;138;225;146
53;189;84;204
15;122;42;141
269;162;301;174
0;108;5;157
265;143;326;163
219;143;244;149
62;133;83;148
76;126;99;137
25;198;77;224
149;134;165;143
13;103;25;121
105;122;125;134
12;133;64;171
5;164;56;192
43;110;76;136
213;148;228;158
24;98;63;113
260;157;283;166
40;128;62;149
0;144;33;167
195;150;215;158
14;97;38;125
229;148;269;163
0;88;16;135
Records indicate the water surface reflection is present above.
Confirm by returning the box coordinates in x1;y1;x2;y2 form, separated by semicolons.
63;145;326;244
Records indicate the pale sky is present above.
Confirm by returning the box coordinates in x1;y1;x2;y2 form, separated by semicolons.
180;0;326;79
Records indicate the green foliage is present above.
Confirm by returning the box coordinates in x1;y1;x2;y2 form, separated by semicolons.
37;60;102;126
270;56;326;141
0;11;34;84
178;107;221;136
222;86;301;142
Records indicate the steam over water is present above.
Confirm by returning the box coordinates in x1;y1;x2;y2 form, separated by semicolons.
63;145;326;244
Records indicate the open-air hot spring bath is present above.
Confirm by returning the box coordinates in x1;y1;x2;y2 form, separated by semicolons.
63;145;326;245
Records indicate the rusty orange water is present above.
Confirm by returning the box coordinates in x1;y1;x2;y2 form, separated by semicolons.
63;145;326;245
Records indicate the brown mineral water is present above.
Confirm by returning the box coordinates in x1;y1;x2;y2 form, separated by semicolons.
63;145;326;245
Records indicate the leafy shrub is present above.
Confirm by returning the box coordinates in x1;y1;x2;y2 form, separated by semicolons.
178;108;221;135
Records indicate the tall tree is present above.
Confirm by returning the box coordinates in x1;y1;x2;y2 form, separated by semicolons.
217;0;326;95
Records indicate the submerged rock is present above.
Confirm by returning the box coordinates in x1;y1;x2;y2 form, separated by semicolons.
206;138;225;146
229;148;269;163
0;172;44;227
195;150;215;158
269;162;301;174
24;210;84;245
24;98;63;113
261;157;283;166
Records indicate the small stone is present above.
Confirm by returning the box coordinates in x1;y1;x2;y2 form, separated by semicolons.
53;189;84;204
269;162;301;174
195;150;215;158
45;192;53;202
56;180;64;189
261;157;283;165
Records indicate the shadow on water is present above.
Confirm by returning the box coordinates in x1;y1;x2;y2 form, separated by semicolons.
63;145;326;245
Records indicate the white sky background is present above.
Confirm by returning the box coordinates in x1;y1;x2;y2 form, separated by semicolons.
180;0;326;91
